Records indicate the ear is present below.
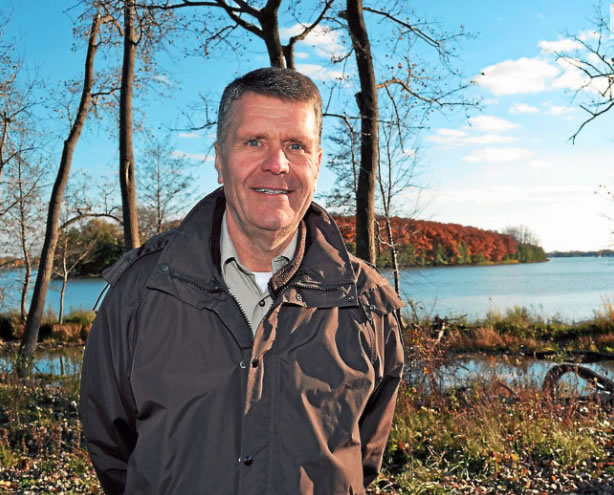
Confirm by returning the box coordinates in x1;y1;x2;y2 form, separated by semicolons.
214;142;224;184
314;147;323;179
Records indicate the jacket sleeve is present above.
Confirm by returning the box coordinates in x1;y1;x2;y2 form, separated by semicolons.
80;285;138;495
359;310;405;487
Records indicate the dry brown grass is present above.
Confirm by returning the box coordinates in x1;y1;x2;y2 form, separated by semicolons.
447;325;542;353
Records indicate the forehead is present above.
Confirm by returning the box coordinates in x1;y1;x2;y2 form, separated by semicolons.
229;93;318;138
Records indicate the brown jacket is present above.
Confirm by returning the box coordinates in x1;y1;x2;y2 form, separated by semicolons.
80;189;404;495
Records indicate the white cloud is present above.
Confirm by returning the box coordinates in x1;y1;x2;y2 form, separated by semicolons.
428;125;515;146
509;103;539;114
462;147;533;164
467;115;519;132
279;24;345;59
578;30;600;42
295;52;310;60
474;57;559;95
529;159;552;169
178;131;201;139
551;58;587;90
552;57;612;94
171;150;212;162
296;63;345;82
538;38;582;53
153;74;172;86
432;128;467;139
544;104;575;116
466;134;516;145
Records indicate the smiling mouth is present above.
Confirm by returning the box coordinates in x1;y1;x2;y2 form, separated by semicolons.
254;188;289;195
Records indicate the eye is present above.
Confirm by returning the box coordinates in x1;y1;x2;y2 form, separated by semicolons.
288;143;304;151
247;139;260;147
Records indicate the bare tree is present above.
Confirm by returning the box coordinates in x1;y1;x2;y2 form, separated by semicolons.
337;1;477;264
318;117;360;214
0;16;38;218
17;12;110;376
345;0;379;264
119;0;141;250
502;225;540;246
54;229;95;323
137;132;196;239
376;116;421;298
1;153;46;320
143;0;335;69
554;4;614;143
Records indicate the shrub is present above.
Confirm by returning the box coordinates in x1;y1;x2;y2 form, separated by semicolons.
0;312;22;340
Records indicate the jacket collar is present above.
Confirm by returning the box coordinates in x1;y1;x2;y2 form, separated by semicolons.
147;188;358;307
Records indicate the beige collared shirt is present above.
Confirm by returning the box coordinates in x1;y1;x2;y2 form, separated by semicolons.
220;212;298;334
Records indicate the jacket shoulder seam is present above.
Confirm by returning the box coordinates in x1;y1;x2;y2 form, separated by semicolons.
102;229;177;286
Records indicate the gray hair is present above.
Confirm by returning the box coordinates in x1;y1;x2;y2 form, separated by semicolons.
216;67;323;149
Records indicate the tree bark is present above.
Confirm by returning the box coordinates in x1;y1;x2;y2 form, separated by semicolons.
16;14;103;376
259;4;284;68
346;0;378;265
119;0;140;250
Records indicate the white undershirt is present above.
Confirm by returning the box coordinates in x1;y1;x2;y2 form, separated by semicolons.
253;271;273;293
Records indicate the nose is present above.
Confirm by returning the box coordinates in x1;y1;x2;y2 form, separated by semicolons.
262;145;290;175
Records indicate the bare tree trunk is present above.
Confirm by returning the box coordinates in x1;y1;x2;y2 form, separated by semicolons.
260;2;284;68
16;161;31;321
19;239;31;322
21;252;32;321
119;0;140;251
347;0;378;265
0;119;8;186
16;14;104;377
59;237;68;323
385;217;400;296
59;273;67;324
282;44;294;70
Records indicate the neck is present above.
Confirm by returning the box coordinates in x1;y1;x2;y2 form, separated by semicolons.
225;214;296;272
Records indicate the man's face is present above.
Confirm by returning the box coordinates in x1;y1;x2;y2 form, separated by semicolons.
215;92;322;243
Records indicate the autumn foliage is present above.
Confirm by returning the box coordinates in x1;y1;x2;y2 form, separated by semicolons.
334;216;521;266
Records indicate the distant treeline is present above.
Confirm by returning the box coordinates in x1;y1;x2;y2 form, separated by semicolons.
334;216;547;267
1;216;548;276
548;250;614;258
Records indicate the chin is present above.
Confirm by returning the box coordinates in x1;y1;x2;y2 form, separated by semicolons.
252;214;296;234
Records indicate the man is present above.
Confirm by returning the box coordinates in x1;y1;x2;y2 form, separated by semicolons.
80;67;404;495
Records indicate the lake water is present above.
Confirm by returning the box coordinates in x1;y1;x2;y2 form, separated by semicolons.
1;257;613;321
0;270;107;315
389;256;614;322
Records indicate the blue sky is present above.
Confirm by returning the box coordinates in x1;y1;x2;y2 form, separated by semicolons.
5;0;614;252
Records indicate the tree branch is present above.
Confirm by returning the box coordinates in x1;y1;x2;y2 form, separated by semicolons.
570;100;614;144
362;6;440;48
287;0;334;45
377;77;442;106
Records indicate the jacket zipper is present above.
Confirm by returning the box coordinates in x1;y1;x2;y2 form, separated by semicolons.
290;281;345;292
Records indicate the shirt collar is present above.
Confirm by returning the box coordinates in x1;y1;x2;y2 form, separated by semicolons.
220;211;298;276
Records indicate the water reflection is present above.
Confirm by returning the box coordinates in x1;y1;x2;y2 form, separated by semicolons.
2;347;614;398
438;354;614;393
0;346;84;375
